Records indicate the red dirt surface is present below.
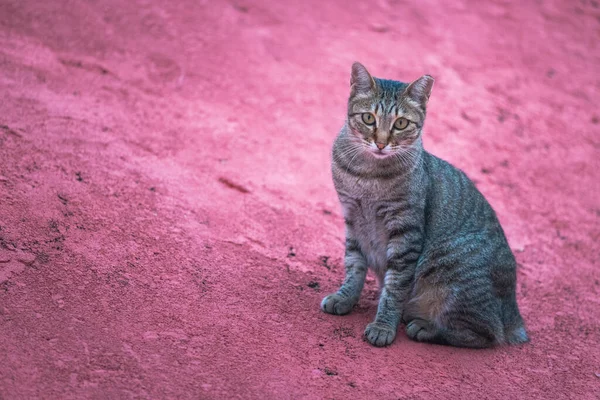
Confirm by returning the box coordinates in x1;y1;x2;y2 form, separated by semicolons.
1;0;599;398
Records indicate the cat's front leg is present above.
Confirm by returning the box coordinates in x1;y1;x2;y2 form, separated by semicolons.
364;268;415;346
365;227;422;346
321;237;367;315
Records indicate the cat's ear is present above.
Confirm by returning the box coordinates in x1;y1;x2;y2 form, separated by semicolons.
350;62;375;95
405;75;434;108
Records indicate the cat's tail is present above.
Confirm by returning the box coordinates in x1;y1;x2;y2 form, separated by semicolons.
501;295;529;345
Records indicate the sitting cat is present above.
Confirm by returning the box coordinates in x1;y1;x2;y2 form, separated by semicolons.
321;62;528;348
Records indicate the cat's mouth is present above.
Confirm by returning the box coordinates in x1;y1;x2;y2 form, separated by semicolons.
367;146;395;159
370;149;391;159
365;142;394;159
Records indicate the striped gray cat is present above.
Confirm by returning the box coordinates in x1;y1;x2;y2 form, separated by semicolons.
321;62;528;348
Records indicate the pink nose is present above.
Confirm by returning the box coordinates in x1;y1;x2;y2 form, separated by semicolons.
376;143;386;150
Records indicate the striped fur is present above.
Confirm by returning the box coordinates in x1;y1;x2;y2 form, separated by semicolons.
321;63;528;348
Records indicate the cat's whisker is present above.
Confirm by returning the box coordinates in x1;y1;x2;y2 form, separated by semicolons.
335;144;358;157
392;147;419;169
346;147;363;173
337;145;365;162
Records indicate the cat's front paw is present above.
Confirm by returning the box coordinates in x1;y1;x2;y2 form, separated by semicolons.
364;322;397;347
320;293;356;315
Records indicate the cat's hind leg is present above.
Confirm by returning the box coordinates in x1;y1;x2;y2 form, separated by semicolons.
434;326;497;348
404;319;496;348
401;276;451;340
404;283;502;348
321;237;367;315
405;318;438;342
402;289;448;344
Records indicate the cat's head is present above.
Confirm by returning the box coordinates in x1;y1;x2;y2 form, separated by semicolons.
346;62;434;158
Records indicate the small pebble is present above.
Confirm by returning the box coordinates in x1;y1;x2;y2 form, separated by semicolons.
0;252;11;263
369;23;389;33
16;251;36;265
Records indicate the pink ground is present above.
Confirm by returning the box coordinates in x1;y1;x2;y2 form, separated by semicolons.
0;0;599;399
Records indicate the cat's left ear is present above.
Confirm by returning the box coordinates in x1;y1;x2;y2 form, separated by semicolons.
405;75;434;108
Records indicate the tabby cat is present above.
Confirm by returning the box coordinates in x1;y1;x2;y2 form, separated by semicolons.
320;62;528;348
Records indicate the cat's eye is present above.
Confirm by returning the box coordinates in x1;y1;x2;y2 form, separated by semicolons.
393;117;410;130
361;113;376;126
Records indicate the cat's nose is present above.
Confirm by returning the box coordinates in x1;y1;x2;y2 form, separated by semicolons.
376;142;386;150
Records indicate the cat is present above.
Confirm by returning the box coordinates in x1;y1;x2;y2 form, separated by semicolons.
320;62;528;348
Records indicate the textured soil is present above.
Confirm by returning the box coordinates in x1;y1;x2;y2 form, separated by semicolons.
1;0;599;399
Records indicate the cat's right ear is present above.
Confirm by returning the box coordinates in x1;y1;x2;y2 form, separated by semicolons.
405;75;434;108
350;62;375;96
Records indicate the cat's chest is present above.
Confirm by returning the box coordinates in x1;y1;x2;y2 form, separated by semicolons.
341;197;390;270
334;170;410;270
